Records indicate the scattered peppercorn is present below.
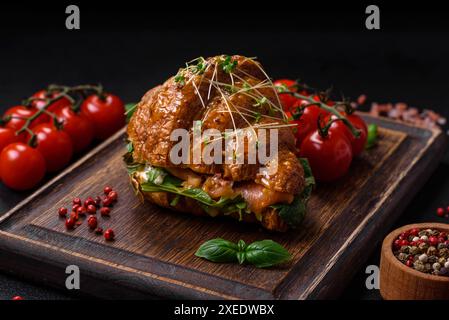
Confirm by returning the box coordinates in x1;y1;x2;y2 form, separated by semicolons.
87;215;98;229
95;196;102;207
394;228;449;276
437;207;445;217
102;196;113;207
100;207;111;217
61;186;117;240
87;204;97;214
76;206;87;216
69;211;78;221
11;296;23;300
58;207;68;217
104;186;113;195
73;198;82;206
108;191;118;202
65;217;76;230
104;228;115;241
84;197;95;207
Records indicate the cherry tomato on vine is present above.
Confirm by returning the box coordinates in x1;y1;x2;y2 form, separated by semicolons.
274;79;298;111
299;130;353;182
326;113;368;157
312;94;335;107
0;143;46;191
31;123;73;172
31;90;71;113
290;100;329;145
54;106;94;153
0;127;23;154
81;94;125;140
3;106;49;133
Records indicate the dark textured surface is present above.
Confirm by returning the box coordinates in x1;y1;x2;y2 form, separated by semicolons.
0;5;448;300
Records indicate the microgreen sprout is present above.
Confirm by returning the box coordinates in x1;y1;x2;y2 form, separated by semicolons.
220;55;238;74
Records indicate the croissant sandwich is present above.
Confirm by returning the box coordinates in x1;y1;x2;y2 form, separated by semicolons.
125;55;314;231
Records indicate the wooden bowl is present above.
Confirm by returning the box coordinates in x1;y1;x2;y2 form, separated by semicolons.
380;223;449;300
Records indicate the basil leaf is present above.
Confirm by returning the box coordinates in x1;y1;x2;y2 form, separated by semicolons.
245;240;291;268
195;239;239;263
366;124;378;149
237;252;246;265
195;238;291;268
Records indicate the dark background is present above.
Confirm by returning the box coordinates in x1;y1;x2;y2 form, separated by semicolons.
1;2;449;299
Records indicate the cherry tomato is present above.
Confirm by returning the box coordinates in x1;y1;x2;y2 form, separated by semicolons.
299;130;353;182
0;127;23;154
274;79;298;111
81;94;125;140
32;123;73;172
327;113;368;157
31;90;71;113
54;106;94;153
0;143;46;191
290;100;329;145
3;106;49;133
312;94;335;107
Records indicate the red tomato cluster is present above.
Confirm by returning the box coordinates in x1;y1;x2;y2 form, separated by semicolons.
0;88;125;191
274;79;368;183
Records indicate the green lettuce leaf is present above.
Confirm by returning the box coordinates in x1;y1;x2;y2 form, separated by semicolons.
271;158;315;228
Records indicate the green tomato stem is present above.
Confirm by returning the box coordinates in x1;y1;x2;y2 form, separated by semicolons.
288;92;361;138
14;84;103;138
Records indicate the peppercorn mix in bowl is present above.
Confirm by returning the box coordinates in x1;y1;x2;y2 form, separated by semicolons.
380;223;449;300
393;227;449;276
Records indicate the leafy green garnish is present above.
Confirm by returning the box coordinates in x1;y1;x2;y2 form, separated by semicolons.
123;152;144;175
192;57;207;75
170;195;181;207
366;123;378;149
125;103;138;123
245;240;291;268
220;55;237;74
195;238;291;268
253;96;268;107
174;73;186;86
138;166;247;215
195;239;239;263
300;158;315;190
124;153;314;227
274;83;288;93
271;158;315;228
126;141;134;153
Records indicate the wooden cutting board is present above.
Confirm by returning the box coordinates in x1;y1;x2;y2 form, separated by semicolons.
0;114;446;299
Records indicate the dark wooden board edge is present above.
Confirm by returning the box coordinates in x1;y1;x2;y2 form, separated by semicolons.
0;230;244;300
15;223;274;299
